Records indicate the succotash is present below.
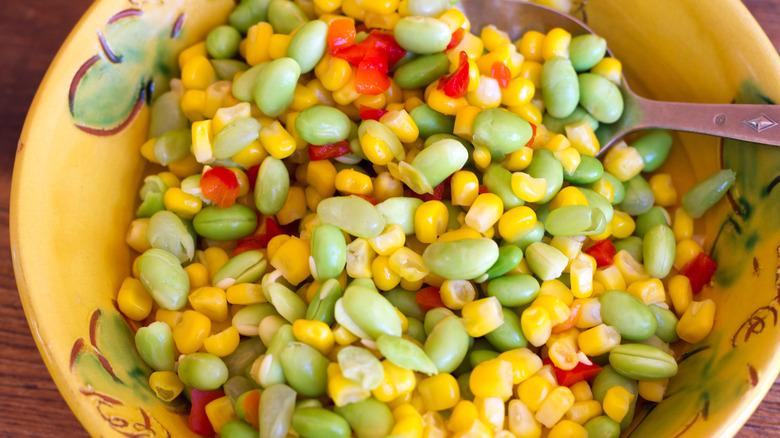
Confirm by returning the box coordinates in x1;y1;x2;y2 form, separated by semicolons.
122;0;734;436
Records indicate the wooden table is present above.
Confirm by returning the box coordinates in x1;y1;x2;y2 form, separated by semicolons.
1;1;779;436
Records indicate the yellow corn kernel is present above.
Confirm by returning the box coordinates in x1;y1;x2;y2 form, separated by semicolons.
157;171;180;189
627;278;666;305
333;73;360;106
614;250;649;285
507;399;542;438
461;297;504;337
149;370;184;402
474;396;505;431
574;297;602;329
203;80;233;119
649;173;677;207
448;400;479;433
497;206;537;242
117;277;153;321
438;227;482;243
521;306;552;347
509;101;543;124
636;379;669;405
334;169;373;196
307;159;338;198
674;238;704;270
202;326;240;357
266;234;291;261
668;274;693;317
205;395;239;434
332;323;360;346
368;224;406;256
225;283;266;305
428;88;469;115
307;78;337;107
577;323;621;356
515;30;544;62
518;61;542;89
438;7;467;32
270;236;312;285
360;130;396;167
534;295;571;326
465;193;504;233
328;362;371;406
259;120;296;159
555;147;582;175
502;147;534;172
570;380;593;402
168;153;202;178
541;28;571;60
189;287;229;322
502;76;535;107
140;138;159;164
388;247;429;282
231;140;266;169
181;55;217;90
314;0;342;13
603;142;645;181
418;373;460;411
548;186;588;212
373;359;417;402
451;419;493;438
593;264;625;291
183;263;209;291
569;253;595;299
372;255;402;291
182;89;207;122
263;33;289;60
172;310;211;354
481;25;512;52
191;119;215;163
179;41;208;70
591;57;622;84
677;299;716;344
380;109;419;143
450;170;479;207
564;121;600;156
276;185;306;226
453;105;481;141
539;279;574;306
466;76;502;109
245;22;273;65
470;358;514;400
586;177;615;204
535;386;575;428
315;54;353;91
404;96;425;113
347;238;376;278
510;172;547;203
414;201;449;244
495;348;542;386
292;319;335;355
438;279;476;310
202;246;229;282
448;31;484;63
565;400;602;425
373;172;404;202
354;91;387;110
517;375;552;412
543;134;572;152
163;187;202;220
603;386;634;423
609;210;636;239
288;83;319;112
549;420;587;438
672;207;694;242
391;403;424;438
472;145;492;170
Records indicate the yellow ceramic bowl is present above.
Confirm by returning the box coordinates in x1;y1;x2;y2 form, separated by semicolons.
10;0;780;436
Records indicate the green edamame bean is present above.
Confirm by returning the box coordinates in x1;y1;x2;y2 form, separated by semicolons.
422;238;499;280
286;20;328;73
423;133;471;150
565;154;603;184
255;156;290;216
609;343;678;380
406;0;450;16
637;334;673;356
295;105;351;145
193;204;258;240
483;245;523;281
335;398;394;438
232;303;280;336
483;164;524;209
485;307;527;351
601;172;625;205
569;34;607;71
259;383;297;438
229;0;273;33
148;90;187;138
542;106;599;134
213;250;267;289
592;365;638;431
212;59;250;81
134;321;175;371
318;195;385;238
505;221;545;250
136;248;189;310
306;278;343;324
207;25;242;59
634;206;670;238
583;416;620;438
578;73;624;123
393;17;451;54
393;53;450;89
545;205;606;236
233;63;266;102
153;129;191;166
487;274;540;307
649;304;679;343
643;224;675;279
472;108;534;161
424;315;469;373
423;307;455;335
257;324;295;387
525;148;564;203
411;139;469;187
457;373;474;401
267;283;307;323
580;187;614;223
254;57;301;117
178;352;229;391
469;349;500;368
214;117;262;159
224;337;267;377
221;420;259;438
146;210;195;263
599;290;657;341
383;288;424;320
292;408;352;438
630;130;673;172
268;0;309;34
280;342;329;397
337;346;384;390
406;317;426;344
310;225;347;282
409;104;455;138
341;285;402;339
525;242;568;281
682;168;736;218
541;56;579;118
620;174;654;216
613;236;643;262
376;334;438;375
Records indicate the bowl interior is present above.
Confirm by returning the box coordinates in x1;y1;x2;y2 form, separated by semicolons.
11;0;780;436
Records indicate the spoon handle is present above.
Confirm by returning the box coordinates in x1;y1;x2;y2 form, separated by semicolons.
635;97;780;146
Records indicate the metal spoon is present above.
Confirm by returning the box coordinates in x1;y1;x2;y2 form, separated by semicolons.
459;0;780;153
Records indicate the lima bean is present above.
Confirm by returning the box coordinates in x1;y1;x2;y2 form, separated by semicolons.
153;129;191;166
541;56;579;118
569;34;607;71
542;106;599;134
193;204;258;240
630;131;673;172
564;154;603;184
392;53;450;89
206;25;242;59
310;224;347;281
253;57;300;117
483;164;524;209
213;117;262;159
681;169;736;218
337;346;384;390
376;334;438;375
287;20;328;73
634;206;671;238
255;156;290;216
525;242;568;281
148;91;187;138
341;285;402;339
393;17;451;54
411;139;469;187
292;408;352;438
422;238;499;280
213;250;267;289
317;195;385;238
295;106;351;145
306;278;343;324
620;174;655;216
409;104;454;138
134;321;175;371
483;245;523;281
233;63;267;102
472;109;534;161
177;352;229;391
608;343;678;380
525;149;564;204
599;290;657;341
146;210;195;263
424;316;469;373
486;274;540;307
591;365;638;431
334;398;394;438
229;0;273;33
259;383;297;438
484;307;527;351
649;304;680;343
136;248;189;310
268;0;309;34
578;73;624;124
280;342;329;397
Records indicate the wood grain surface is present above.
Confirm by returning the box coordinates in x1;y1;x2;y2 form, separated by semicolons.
1;1;779;436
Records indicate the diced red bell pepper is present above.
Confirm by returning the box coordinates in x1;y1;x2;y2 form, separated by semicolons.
200;166;240;208
478;185;489;194
364;31;406;68
356;60;392;95
437;51;470;98
490;61;511;88
353;194;378;205
524;123;537;149
233;217;283;256
583;239;616;268
308;140;351;161
246;164;260;191
544;359;602;387
189;389;224;436
333;43;367;65
359;105;388;121
551;303;583;334
327;18;356;53
415;286;445;313
680;252;718;293
446;28;465;51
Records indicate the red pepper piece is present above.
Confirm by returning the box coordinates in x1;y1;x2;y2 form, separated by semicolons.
551;303;583;334
544;359;602;387
490;61;511;88
356;61;391;95
415;286;445;313
583;239;616;268
446;28;465;51
353;194;378;205
437;51;470;98
189;389;224;436
327;18;356;53
359;105;388;121
421;181;447;201
365;31;406;68
308;140;351;161
478;185;488;194
333;43;367;65
246;164;260;191
200;166;240;208
524;123;537;149
233;217;284;256
680;252;718;293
